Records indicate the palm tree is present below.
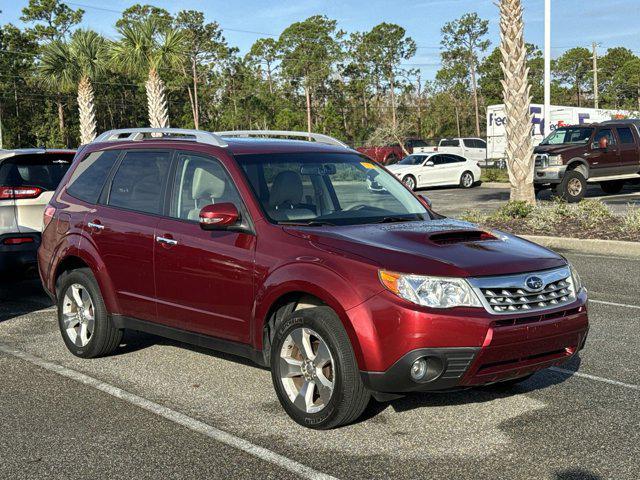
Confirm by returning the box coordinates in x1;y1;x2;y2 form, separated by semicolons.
39;40;74;146
40;30;105;145
499;0;535;204
109;18;187;129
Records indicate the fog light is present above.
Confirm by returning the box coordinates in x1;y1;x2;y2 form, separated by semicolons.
410;358;428;381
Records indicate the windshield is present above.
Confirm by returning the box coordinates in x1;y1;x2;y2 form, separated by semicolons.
235;152;429;226
540;127;594;145
398;155;425;166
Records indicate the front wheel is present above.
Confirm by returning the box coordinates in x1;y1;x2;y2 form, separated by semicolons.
460;171;474;188
270;307;370;429
555;170;586;203
403;175;417;191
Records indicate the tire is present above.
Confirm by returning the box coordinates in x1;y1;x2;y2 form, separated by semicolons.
555;170;586;203
600;180;625;195
270;306;370;429
56;268;122;358
385;154;398;165
459;171;474;189
403;175;417;191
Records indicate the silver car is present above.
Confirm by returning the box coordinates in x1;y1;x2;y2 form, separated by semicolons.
0;149;75;275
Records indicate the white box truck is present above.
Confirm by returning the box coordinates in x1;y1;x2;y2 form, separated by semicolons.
486;104;634;163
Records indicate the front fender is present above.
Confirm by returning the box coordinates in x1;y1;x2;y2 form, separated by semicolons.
253;262;373;368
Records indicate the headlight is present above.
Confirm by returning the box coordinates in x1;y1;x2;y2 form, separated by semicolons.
379;270;482;308
548;154;563;166
568;262;584;293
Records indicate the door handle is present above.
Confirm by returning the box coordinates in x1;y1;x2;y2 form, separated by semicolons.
87;221;104;231
156;236;177;246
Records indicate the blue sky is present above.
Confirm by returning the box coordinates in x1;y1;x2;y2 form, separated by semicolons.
2;0;640;79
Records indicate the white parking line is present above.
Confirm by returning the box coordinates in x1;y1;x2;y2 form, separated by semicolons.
0;344;338;480
590;299;640;310
550;367;640;392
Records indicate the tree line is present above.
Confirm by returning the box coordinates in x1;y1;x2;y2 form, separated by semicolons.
1;0;639;149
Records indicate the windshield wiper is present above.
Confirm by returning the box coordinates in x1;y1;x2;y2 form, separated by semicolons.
279;220;336;227
374;215;422;224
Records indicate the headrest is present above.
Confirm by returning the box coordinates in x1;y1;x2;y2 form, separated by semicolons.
269;170;303;208
192;167;225;200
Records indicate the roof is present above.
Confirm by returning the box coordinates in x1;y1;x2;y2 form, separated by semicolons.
223;137;357;156
0;148;76;161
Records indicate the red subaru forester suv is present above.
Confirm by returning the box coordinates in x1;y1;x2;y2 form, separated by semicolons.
38;128;589;429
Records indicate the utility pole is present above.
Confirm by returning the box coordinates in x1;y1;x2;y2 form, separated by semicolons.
544;0;551;136
592;42;600;109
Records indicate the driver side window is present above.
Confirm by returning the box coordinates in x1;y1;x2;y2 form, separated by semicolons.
170;153;243;221
592;129;616;148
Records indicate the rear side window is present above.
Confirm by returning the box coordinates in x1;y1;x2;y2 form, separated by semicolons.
440;139;460;147
0;154;73;191
67;150;119;203
617;127;635;144
108;150;172;215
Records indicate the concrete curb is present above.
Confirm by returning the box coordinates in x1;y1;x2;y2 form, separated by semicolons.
480;182;510;189
521;235;640;257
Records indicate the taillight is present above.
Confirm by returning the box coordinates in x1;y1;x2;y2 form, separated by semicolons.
43;205;57;229
0;186;43;199
3;237;34;245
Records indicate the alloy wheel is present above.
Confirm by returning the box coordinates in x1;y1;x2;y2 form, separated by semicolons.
279;327;335;414
462;173;473;188
62;284;95;347
567;177;583;197
404;176;416;190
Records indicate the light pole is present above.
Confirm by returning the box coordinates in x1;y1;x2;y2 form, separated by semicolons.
544;0;551;136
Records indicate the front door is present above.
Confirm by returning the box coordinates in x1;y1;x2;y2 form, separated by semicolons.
87;149;172;324
154;152;256;343
589;128;620;178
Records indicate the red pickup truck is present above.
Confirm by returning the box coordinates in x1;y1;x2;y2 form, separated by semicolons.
357;138;429;165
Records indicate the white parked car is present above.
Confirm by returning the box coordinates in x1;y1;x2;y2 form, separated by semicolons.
385;153;481;191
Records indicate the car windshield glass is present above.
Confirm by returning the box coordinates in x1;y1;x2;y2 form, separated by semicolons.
540;127;593;145
398;155;422;165
235;152;429;226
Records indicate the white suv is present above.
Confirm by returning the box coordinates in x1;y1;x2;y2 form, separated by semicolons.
0;149;75;275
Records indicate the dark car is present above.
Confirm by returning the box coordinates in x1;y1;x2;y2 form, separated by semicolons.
534;122;640;202
0;148;75;275
38;128;589;429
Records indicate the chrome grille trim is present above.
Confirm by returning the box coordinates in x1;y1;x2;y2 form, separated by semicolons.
534;153;548;168
468;267;576;315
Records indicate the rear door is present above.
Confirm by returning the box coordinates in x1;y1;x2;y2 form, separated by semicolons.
154;151;256;342
87;149;172;324
465;139;487;162
0;153;73;233
615;126;640;174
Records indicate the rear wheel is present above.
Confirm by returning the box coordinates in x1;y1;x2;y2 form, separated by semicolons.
270;306;370;429
57;268;122;358
555;170;586;203
460;171;474;188
403;175;417;191
599;180;625;194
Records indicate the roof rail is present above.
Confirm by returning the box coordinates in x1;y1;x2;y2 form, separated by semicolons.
93;128;228;147
215;130;349;148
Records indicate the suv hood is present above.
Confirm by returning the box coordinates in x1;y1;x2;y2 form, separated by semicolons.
534;144;587;156
288;219;566;277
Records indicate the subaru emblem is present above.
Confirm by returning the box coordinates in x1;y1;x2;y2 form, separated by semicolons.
525;276;544;292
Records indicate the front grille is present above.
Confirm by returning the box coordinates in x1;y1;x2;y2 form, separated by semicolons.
534;154;548;168
468;267;577;315
481;278;573;313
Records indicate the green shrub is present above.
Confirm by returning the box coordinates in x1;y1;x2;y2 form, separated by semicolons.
574;199;614;229
496;201;534;219
622;206;640;234
524;206;562;232
482;168;509;183
461;209;489;224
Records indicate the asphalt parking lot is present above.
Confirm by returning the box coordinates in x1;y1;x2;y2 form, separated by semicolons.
1;248;639;480
422;182;640;218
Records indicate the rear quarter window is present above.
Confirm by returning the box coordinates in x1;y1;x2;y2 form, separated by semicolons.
66;150;120;203
0;154;73;191
440;139;460;147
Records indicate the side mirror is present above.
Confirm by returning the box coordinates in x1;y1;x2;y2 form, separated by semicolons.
419;194;432;209
425;160;435;167
598;137;609;149
199;203;239;230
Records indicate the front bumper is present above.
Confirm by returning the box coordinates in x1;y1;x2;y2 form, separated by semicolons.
0;233;40;274
534;165;567;184
354;290;589;393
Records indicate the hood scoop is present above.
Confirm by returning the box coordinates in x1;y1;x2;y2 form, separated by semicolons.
427;229;498;246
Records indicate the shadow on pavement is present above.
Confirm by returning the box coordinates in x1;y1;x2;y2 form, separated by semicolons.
555;468;603;480
0;275;52;323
